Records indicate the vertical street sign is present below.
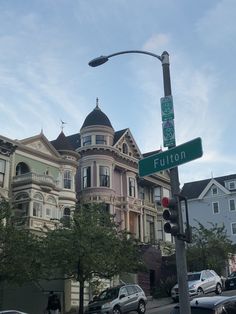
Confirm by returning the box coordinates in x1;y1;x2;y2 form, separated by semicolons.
162;120;176;147
161;96;176;147
161;96;174;121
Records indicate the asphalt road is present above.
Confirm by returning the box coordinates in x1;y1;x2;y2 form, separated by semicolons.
147;289;236;314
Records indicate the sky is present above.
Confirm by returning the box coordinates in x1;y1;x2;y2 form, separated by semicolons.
0;0;235;186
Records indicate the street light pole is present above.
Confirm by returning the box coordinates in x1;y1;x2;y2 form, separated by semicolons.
89;50;191;314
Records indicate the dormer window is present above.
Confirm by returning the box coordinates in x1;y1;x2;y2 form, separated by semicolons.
229;181;236;190
212;187;218;195
82;135;91;146
96;135;106;145
122;143;128;154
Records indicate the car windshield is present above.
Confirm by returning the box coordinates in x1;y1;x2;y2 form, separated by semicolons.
98;287;119;301
228;272;236;278
188;273;201;281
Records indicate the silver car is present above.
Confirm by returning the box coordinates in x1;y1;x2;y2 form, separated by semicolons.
85;284;147;314
171;269;222;302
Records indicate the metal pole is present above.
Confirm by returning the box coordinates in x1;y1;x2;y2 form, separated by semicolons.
161;51;191;314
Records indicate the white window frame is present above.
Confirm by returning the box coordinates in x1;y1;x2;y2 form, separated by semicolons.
212;187;218;195
99;166;110;187
228;181;236;190
128;177;136;197
212;202;219;214
0;159;6;187
82;135;92;146
83;166;91;188
64;170;72;189
96;135;106;145
231;222;236;235
229;199;236;211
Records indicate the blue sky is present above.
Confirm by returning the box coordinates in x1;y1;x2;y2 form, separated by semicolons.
0;0;235;185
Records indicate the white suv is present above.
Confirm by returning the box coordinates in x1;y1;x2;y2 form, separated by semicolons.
171;269;222;302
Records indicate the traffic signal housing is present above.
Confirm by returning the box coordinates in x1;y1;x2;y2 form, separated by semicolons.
162;196;179;237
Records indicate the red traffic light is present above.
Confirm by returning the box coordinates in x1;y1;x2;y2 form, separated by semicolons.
162;197;170;208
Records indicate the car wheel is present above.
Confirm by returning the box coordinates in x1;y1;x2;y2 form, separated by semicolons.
113;306;122;314
137;300;146;314
197;287;204;296
215;283;222;295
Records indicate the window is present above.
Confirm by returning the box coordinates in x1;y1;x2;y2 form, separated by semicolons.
154;187;161;204
82;135;91;146
33;202;43;217
129;177;135;197
0;159;6;187
146;215;155;244
157;220;163;240
229;181;236;190
64;170;72;189
62;207;71;227
16;162;30;175
45;196;57;218
122;143;128;154
212;202;219;214
33;193;43;217
99;166;110;187
96;135;106;144
229;199;236;211
232;223;236;235
14;192;29;218
212;187;218;195
139;187;145;200
83;166;91;188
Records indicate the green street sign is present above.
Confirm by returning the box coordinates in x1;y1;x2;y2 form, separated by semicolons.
163;120;176;147
139;137;203;177
161;96;174;121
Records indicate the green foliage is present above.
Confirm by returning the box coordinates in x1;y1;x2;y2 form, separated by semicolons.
0;199;44;285
42;203;143;314
42;203;142;281
187;221;234;275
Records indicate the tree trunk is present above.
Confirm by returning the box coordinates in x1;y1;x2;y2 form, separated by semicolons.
78;279;84;314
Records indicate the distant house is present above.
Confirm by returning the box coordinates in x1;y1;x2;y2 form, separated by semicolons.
181;174;236;243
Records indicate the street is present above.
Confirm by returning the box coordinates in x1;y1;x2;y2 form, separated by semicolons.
146;289;236;314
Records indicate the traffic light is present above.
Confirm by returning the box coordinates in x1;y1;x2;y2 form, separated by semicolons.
162;196;179;236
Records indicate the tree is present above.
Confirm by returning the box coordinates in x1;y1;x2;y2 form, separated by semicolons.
0;199;44;285
42;203;143;314
186;221;234;275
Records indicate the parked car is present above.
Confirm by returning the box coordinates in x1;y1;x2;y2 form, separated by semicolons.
171;270;222;302
170;295;236;313
225;271;236;290
0;311;29;314
85;284;147;314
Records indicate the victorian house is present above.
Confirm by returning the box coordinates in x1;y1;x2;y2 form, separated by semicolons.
0;102;171;313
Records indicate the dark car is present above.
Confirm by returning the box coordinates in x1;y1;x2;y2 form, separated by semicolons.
170;296;236;313
225;271;236;290
85;284;147;314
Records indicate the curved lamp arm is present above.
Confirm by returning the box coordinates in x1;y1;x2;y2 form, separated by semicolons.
88;50;170;67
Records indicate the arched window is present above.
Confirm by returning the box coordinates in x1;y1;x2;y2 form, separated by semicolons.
64;208;71;216
13;192;30;218
16;162;30;176
122;143;128;154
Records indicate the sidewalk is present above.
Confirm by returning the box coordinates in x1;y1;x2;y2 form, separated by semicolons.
146;296;173;309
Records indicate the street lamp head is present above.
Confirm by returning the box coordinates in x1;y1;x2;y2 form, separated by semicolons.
88;56;109;67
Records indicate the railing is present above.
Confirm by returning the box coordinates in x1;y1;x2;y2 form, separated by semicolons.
12;172;59;188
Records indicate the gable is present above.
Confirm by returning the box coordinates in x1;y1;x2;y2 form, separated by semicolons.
113;128;141;159
18;133;60;158
199;178;230;199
